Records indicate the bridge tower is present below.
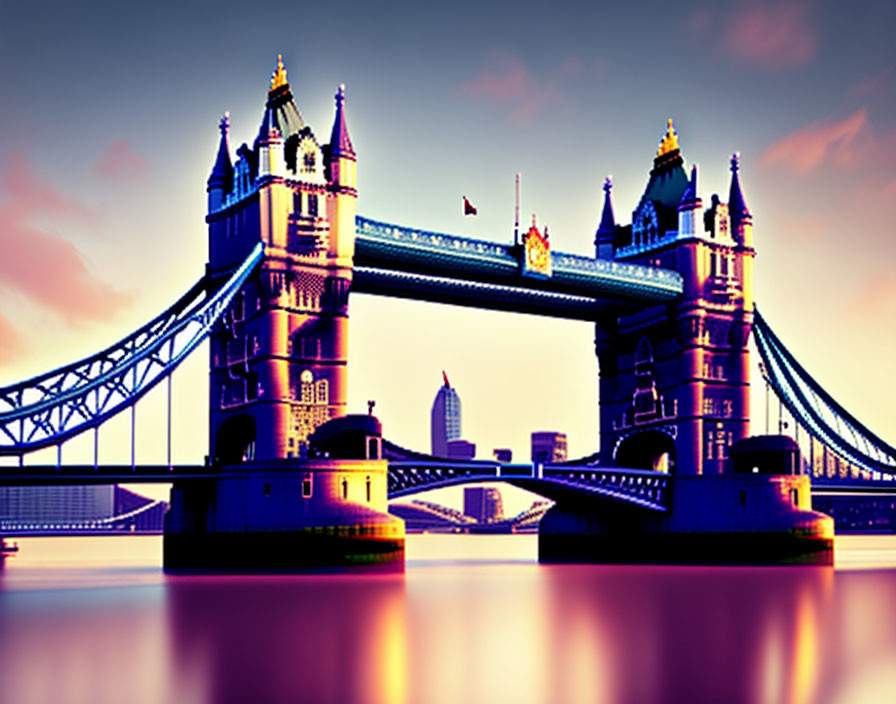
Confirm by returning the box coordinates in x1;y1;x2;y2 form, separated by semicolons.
165;56;402;572
205;55;357;463
595;121;755;474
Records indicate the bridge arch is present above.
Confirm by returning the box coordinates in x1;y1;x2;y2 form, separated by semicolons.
214;414;256;464
614;430;676;473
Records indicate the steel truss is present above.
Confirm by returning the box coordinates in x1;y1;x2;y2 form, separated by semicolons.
0;243;264;456
753;308;896;475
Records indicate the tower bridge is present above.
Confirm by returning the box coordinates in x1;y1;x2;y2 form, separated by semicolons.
2;57;895;569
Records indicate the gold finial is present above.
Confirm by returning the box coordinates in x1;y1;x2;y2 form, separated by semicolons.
657;118;679;157
271;53;287;90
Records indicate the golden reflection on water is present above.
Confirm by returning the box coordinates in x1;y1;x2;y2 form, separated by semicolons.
2;535;896;704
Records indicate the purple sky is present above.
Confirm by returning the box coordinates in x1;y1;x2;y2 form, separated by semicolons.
1;1;894;492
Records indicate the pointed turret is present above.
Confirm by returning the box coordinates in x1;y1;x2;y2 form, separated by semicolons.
324;83;358;262
598;176;616;233
728;153;753;247
329;84;355;159
728;153;751;224
595;176;617;259
677;165;702;238
207;112;234;212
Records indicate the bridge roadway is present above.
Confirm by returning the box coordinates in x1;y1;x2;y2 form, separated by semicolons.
0;461;670;511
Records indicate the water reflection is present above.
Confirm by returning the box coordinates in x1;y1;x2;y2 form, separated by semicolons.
541;566;836;704
164;574;407;704
2;537;896;704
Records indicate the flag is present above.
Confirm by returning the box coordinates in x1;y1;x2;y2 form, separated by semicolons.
463;196;477;216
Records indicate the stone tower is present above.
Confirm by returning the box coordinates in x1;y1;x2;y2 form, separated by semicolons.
594;120;755;474
205;56;358;464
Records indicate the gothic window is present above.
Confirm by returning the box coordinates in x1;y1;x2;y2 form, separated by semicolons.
316;379;329;404
632;200;658;247
308;194;319;217
300;369;314;403
366;476;372;503
293;190;302;215
341;477;348;500
303;152;316;172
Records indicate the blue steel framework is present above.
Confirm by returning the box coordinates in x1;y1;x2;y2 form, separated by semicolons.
0;227;892;490
0;231;891;498
753;309;896;477
0;243;264;462
353;216;684;318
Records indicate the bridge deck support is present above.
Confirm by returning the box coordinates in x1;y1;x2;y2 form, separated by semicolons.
163;459;404;573
539;474;834;566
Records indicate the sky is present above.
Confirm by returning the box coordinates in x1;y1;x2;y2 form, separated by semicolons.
1;1;894;511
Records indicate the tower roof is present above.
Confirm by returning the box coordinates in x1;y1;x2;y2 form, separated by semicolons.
637;118;689;227
329;84;355;158
728;153;752;225
597;176;616;235
255;54;305;147
207;112;234;191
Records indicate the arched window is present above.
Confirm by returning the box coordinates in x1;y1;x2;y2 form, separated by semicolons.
316;379;329;404
341;477;348;500
300;369;314;403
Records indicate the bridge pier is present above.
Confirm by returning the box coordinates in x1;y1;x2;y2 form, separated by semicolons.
164;458;404;573
539;464;834;566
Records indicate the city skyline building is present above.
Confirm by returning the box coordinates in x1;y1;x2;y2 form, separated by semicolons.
463;487;504;523
532;432;568;464
431;371;461;457
446;439;476;460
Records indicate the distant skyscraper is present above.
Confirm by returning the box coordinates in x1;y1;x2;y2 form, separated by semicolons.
431;371;461;457
531;432;568;463
464;487;504;523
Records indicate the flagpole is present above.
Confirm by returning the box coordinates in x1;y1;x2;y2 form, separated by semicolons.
514;173;520;246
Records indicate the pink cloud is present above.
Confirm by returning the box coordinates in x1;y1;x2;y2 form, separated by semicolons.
0;155;133;325
759;109;870;175
0;313;26;365
93;139;149;180
723;1;817;70
459;52;585;126
1;154;98;225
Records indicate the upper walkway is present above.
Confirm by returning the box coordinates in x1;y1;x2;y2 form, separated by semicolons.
353;216;683;319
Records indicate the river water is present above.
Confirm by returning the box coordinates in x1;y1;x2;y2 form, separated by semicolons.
1;535;895;704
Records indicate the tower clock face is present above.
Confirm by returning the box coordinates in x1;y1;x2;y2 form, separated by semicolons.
525;233;550;274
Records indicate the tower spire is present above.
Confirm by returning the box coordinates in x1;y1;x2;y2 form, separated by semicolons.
207;112;234;207
597;176;616;234
271;53;288;91
656;118;679;158
728;152;752;225
329;84;355;158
